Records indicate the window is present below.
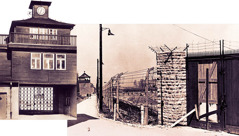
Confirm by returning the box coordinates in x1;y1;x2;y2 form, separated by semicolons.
29;28;57;40
30;28;38;39
39;28;48;40
56;54;66;70
31;53;41;69
49;29;57;40
43;53;54;70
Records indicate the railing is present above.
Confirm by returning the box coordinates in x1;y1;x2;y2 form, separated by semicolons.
0;34;9;45
10;33;77;46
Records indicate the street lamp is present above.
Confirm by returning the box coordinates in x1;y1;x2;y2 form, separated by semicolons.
99;24;114;112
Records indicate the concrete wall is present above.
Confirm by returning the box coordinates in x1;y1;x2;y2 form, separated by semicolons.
0;85;19;119
12;87;19;119
156;52;187;126
69;86;77;118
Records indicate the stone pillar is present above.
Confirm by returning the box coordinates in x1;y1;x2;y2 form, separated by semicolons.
156;51;187;126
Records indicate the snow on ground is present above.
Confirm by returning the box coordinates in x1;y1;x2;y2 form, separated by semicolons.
67;95;236;136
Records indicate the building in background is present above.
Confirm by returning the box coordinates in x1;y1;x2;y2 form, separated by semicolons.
0;0;77;119
78;72;95;97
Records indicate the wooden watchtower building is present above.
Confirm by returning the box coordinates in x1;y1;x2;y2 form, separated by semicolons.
0;0;77;119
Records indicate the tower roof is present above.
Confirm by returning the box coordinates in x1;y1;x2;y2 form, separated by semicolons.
10;18;75;32
79;72;91;79
29;0;52;9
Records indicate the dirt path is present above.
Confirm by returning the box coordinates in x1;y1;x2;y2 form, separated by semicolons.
67;95;236;136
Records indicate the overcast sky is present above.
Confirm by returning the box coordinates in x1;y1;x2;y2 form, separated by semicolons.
1;1;239;135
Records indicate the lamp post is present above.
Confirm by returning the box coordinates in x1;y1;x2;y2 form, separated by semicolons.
99;24;114;112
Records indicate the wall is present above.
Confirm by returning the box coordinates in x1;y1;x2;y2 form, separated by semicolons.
78;83;95;97
12;51;77;85
0;85;19;119
56;85;76;117
69;86;77;117
0;51;11;81
156;52;187;126
11;86;19;119
0;86;10;119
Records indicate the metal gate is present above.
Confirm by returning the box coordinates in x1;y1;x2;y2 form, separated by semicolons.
0;93;7;119
19;87;53;113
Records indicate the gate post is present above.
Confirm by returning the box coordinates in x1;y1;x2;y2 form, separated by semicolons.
206;68;209;129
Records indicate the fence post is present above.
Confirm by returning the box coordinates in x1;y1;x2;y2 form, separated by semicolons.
110;79;113;112
141;105;145;125
114;103;117;121
108;83;111;111
116;78;119;119
144;67;154;125
144;69;149;125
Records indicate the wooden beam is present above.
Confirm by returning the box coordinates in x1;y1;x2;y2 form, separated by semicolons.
195;104;199;120
206;69;209;129
209;62;217;78
170;108;196;128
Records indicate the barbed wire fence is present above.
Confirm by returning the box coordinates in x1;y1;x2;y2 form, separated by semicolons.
102;67;159;124
186;39;239;57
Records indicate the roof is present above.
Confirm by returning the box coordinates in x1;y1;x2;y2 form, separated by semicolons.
29;1;52;9
79;72;91;79
10;17;75;32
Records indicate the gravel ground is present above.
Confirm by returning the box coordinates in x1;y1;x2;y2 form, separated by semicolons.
67;95;237;136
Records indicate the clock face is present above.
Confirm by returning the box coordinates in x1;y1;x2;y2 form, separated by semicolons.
37;7;45;15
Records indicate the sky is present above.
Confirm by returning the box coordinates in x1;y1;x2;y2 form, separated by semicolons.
1;0;239;86
1;0;239;136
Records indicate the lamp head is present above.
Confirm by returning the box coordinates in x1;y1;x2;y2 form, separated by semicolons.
108;29;114;36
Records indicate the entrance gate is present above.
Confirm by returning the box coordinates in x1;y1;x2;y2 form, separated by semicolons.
197;61;222;130
19;87;53;114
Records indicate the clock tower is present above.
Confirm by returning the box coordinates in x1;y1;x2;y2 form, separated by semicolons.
29;1;51;19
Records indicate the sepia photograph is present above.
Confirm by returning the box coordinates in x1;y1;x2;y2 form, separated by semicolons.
0;0;239;136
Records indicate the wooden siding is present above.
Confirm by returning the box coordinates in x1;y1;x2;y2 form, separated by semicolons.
0;51;11;81
12;51;76;85
186;61;198;123
198;62;218;104
187;56;239;133
226;59;239;126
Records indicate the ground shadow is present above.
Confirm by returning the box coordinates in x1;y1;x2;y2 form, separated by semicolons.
67;114;99;127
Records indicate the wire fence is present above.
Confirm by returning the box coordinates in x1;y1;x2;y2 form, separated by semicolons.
187;40;239;57
102;67;159;124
